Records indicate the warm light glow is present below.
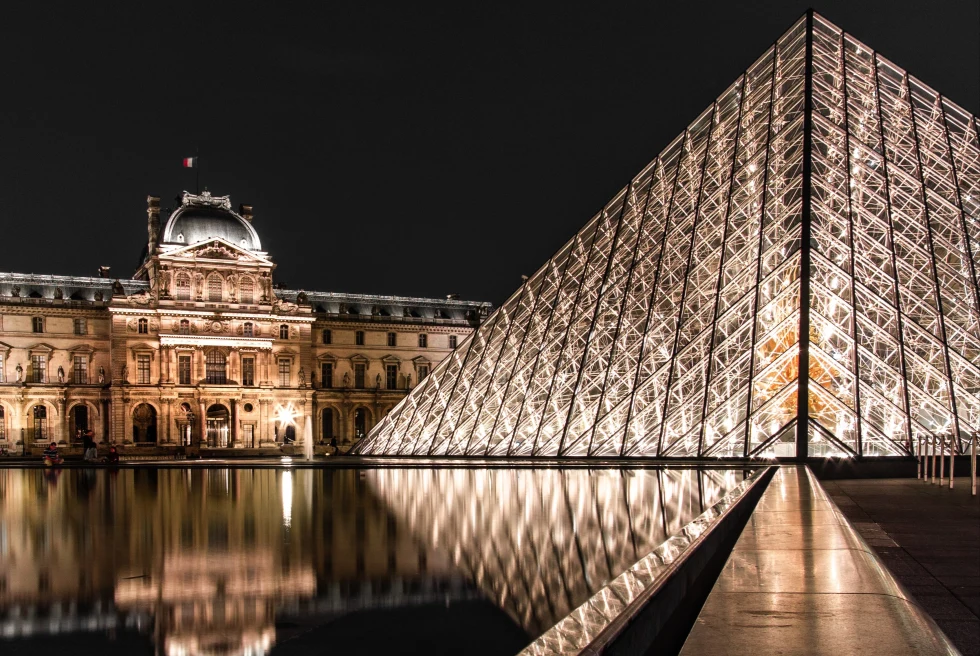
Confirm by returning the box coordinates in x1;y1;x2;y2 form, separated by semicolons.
274;403;298;427
281;471;293;527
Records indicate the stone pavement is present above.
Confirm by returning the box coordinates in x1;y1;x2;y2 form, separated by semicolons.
822;477;980;656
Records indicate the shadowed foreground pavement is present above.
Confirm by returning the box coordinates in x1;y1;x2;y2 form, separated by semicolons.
822;477;980;656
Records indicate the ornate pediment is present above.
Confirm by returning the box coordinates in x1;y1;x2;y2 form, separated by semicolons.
163;237;272;265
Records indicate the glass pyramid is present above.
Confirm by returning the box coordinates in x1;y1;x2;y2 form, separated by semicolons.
356;12;980;458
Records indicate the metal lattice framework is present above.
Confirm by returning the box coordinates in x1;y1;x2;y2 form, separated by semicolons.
356;12;980;458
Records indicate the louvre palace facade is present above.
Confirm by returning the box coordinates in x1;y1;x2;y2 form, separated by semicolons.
0;191;490;452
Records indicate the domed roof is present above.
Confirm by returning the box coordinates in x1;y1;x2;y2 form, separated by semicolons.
162;191;261;251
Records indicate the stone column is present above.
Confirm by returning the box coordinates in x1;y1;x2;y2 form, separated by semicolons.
59;397;68;445
198;400;207;447
161;346;170;383
164;400;172;444
259;399;273;446
101;399;110;443
231;399;241;447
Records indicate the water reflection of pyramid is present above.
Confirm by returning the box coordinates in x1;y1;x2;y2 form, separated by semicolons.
356;12;980;459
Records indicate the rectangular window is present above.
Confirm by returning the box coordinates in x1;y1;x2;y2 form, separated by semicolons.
386;364;398;390
355;331;365;346
387;332;396;347
418;333;427;348
138;318;148;334
137;355;151;384
31;355;46;383
243;322;254;337
179;320;190;335
449;335;457;349
354;363;366;389
418;365;429;382
278;359;291;387
73;356;87;384
321;362;333;388
74;318;87;335
322;329;331;344
0;353;4;383
178;355;192;385
32;317;44;333
242;357;255;386
279;325;289;340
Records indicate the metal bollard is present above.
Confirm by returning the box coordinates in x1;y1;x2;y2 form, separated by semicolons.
917;436;923;479
972;433;977;497
949;435;955;490
939;434;945;486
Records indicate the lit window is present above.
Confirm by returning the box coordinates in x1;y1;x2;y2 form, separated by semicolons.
356;331;365;346
206;351;227;385
418;333;427;348
354;363;366;388
207;274;223;302
278;359;291;387
73;356;87;384
138;318;148;334
386;364;398;389
31;355;46;383
243;322;254;337
32;405;47;443
387;332;396;347
321;362;333;388
179;319;190;335
178;355;192;385
449;335;457;349
137;354;151;384
242;357;255;386
175;273;191;300
239;277;253;304
279;324;289;340
74;318;87;335
32;317;44;333
322;329;332;344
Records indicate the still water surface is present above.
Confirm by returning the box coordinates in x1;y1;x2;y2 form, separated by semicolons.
0;467;748;655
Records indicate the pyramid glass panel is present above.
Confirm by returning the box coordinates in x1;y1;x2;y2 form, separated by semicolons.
356;12;980;458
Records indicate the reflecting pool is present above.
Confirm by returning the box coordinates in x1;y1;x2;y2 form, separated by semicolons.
0;467;749;655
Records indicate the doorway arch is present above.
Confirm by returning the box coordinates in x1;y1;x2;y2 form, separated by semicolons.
70;404;90;443
206;404;230;447
132;403;157;443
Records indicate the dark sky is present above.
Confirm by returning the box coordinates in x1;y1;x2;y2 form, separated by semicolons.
1;1;977;306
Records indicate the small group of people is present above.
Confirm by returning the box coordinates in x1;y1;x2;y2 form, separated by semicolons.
42;431;121;466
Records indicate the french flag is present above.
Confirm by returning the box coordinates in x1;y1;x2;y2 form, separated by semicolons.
182;157;196;168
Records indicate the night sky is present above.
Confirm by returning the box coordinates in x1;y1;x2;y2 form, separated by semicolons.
1;2;977;307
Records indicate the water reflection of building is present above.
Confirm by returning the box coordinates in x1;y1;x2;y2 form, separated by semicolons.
0;468;467;655
366;468;743;637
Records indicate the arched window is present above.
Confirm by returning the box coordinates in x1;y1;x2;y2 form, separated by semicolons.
354;408;368;440
32;405;47;444
179;319;190;334
175;273;191;300
138;318;148;334
243;322;254;337
205;350;227;385
207;274;223;302
70;405;89;441
239;277;253;304
132;403;157;443
0;406;5;442
279;324;289;340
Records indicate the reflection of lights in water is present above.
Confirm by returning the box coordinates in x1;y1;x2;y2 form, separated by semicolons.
282;471;293;527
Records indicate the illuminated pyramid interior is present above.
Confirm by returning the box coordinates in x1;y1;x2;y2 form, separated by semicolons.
356;13;980;458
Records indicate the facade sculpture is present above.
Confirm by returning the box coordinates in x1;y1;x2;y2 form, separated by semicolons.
0;191;490;453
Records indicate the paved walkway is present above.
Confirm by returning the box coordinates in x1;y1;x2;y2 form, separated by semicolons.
823;476;980;656
680;466;957;655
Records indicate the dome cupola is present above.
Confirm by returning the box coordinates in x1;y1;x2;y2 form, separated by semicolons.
161;191;261;251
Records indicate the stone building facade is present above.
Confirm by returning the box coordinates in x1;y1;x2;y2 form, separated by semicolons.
0;191;490;452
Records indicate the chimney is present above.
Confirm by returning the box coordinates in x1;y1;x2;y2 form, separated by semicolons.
147;195;161;253
239;204;253;222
